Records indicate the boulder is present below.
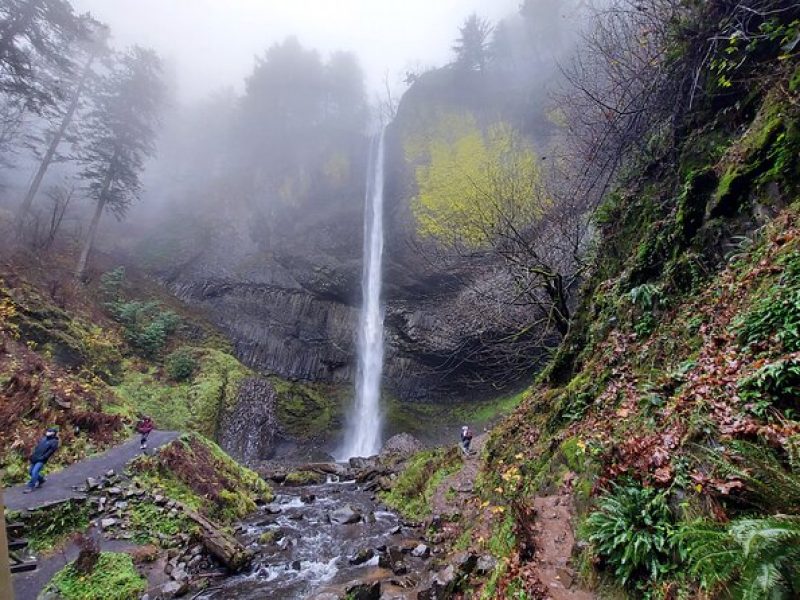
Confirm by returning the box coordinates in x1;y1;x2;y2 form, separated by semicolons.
345;580;381;600
416;565;457;600
411;544;430;559
379;434;424;464
330;504;362;525
160;581;188;598
349;456;379;470
349;548;376;565
454;552;478;575
475;555;497;576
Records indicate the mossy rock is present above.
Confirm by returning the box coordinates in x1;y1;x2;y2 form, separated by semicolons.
283;470;326;486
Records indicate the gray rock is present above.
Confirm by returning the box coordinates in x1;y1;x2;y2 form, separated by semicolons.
85;477;101;490
411;544;430;559
160;581;188;598
300;493;316;504
379;434;424;463
345;580;381;600
475;555;497;576
107;486;122;495
349;456;379;470
100;518;118;529
330;504;362;525
454;552;478;574
349;548;375;565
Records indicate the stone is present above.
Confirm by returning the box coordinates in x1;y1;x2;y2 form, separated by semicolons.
390;525;402;535
300;493;316;504
107;486;122;495
171;565;189;583
379;433;424;463
556;566;575;587
291;560;302;571
475;555;497;576
348;548;375;565
348;456;379;470
416;565;457;600
345;580;381;600
288;513;304;521
100;518;118;529
105;469;115;478
330;504;362;525
114;501;129;510
160;581;188;598
411;544;430;559
454;552;478;574
85;477;101;490
154;494;166;505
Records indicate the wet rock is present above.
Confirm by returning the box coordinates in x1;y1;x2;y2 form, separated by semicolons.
345;580;381;600
105;469;115;478
349;456;379;470
379;433;424;464
85;477;101;490
291;560;302;571
390;525;402;535
300;493;316;504
288;513;304;521
454;552;477;574
349;548;375;565
330;504;362;525
219;378;278;463
417;565;457;600
171;564;189;583
475;555;497;576
411;544;430;559
160;580;188;598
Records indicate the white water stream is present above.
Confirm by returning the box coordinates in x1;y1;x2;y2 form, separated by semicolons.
339;130;387;459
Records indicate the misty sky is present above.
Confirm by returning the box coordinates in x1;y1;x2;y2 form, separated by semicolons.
72;0;519;103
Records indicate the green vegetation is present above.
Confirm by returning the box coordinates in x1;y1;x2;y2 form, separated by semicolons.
165;346;198;382
283;470;326;486
680;516;800;599
585;482;677;587
41;552;146;600
407;111;547;247
272;378;344;441
22;500;90;552
130;433;272;523
381;447;462;521
127;501;195;545
738;357;800;418
111;349;251;436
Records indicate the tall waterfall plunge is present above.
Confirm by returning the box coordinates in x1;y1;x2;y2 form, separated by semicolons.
339;129;387;459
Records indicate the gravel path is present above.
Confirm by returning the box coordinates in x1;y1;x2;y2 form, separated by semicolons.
3;431;179;512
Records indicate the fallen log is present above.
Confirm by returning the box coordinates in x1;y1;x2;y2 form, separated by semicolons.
181;507;252;573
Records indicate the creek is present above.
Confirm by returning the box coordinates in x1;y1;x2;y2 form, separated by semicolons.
198;477;415;599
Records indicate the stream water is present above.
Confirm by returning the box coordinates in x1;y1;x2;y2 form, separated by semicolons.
199;478;407;599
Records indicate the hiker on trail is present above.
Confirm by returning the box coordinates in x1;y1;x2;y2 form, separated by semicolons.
460;425;473;455
23;427;59;494
136;415;154;450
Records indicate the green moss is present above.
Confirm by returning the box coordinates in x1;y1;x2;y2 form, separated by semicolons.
380;447;462;521
130;433;272;524
272;378;344;441
24;500;90;552
127;501;196;545
40;552;146;600
111;348;252;437
283;470;326;486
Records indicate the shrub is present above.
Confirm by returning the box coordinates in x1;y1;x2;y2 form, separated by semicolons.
112;301;180;358
738;358;800;418
679;515;800;600
165;346;197;382
586;482;677;587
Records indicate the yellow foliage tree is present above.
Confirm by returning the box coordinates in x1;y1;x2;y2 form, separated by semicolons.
408;112;549;248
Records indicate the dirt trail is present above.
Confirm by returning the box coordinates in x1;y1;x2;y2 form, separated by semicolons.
431;434;487;516
531;491;594;600
3;431;179;512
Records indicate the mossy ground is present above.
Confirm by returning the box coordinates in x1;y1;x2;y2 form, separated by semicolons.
40;552;146;600
380;446;463;521
129;433;273;524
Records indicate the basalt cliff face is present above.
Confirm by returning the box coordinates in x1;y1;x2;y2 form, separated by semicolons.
141;69;547;403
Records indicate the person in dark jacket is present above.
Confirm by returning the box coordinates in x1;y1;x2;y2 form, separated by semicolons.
23;427;59;493
460;425;473;455
136;416;154;450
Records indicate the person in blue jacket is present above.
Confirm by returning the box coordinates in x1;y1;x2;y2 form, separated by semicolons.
23;427;60;494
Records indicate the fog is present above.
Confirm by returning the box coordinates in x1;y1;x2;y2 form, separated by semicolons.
72;0;520;102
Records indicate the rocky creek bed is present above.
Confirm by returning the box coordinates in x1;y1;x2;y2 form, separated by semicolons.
199;477;426;599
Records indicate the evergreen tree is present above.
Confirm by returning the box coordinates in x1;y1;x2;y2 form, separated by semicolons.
0;0;90;114
75;46;164;279
452;13;493;72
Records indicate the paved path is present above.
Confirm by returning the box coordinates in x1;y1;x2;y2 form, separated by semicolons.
3;431;179;512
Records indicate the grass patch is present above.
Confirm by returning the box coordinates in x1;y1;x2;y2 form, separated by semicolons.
23;500;90;553
41;552;146;600
380;446;462;521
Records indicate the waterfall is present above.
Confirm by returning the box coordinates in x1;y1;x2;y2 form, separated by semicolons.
339;129;387;459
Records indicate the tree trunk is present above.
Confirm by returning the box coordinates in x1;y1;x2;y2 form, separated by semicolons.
16;52;96;231
183;508;252;572
546;272;570;337
74;164;114;280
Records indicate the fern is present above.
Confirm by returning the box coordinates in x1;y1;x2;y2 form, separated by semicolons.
680;515;800;599
586;482;676;586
